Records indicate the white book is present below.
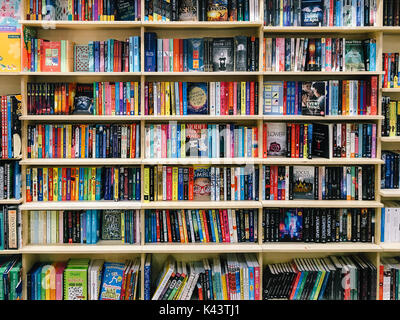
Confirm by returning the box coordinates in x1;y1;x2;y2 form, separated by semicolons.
216;82;221;115
75;126;80;158
346;124;351;158
145;126;151;158
215;167;220;201
209;82;216;115
231;167;235;200
153;82;158;115
187;210;195;243
152;258;175;300
249;0;254;22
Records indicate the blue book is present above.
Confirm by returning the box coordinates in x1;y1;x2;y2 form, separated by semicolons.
195;210;204;242
144;32;157;71
176;124;181;158
246;82;250;115
79;167;84;200
182;82;188;115
14;162;21;200
208;210;216;242
37;168;43;201
178;168;184;200
85;210;91;244
183;39;188;71
99;262;126;300
240;167;244;200
207;126;212;158
187;82;208;114
369;41;376;71
187;38;204;71
94;41;100;72
381;208;385;242
135;168;141;200
133;36;140;72
88;41;94;72
115;82;120;115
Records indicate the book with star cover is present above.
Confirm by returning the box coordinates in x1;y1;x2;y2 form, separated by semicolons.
187;82;208;114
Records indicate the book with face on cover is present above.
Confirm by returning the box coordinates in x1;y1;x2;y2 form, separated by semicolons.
193;165;211;201
301;81;326;116
212;37;234;72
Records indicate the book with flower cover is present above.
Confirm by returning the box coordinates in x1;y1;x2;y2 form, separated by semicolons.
266;123;286;157
74;44;89;72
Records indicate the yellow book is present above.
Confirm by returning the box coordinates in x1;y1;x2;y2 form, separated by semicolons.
181;210;189;243
180;124;186;158
83;167;88;200
67;125;72;158
172;167;178;201
157;165;163;201
390;101;397;137
114;167;119;201
171;82;176;115
165;82;171;116
199;210;207;242
42;168;48;201
38;126;43;158
45;266;51;300
280;0;283;26
144;167;150;202
160;82;165;115
345;81;350;115
75;169;79;201
303;124;308;158
121;211;125;243
241;82;246;115
0;33;21;72
91;168;96;201
81;125;86;158
313;271;326;300
134;82;139;115
211;210;219;243
221;273;228;300
87;167;92;200
239;266;244;300
53;168;58;201
175;274;188;299
49;262;57;300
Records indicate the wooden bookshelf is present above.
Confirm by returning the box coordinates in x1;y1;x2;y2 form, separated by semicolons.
5;0;395;301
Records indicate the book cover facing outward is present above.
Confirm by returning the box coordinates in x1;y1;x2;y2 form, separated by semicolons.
279;208;303;241
301;0;323;26
301;81;326;116
0;32;20;72
212;37;234;72
99;262;125;300
193;165;211;201
187;82;208;114
266;122;286;156
344;40;366;71
101;210;122;240
178;0;198;21
207;0;228;21
292;166;314;200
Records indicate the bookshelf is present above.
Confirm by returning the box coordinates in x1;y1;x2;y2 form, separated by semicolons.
1;0;398;300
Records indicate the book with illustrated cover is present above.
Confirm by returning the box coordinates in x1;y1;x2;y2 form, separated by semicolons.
187;82;208;114
279;208;303;241
63;259;90;300
263;81;284;115
187;38;204;71
178;0;199;21
311;123;332;159
40;40;62;72
292;166;314;200
212;38;234;72
0;33;20;72
207;0;228;21
193;165;210;201
345;40;366;71
74;44;89;72
185;124;208;157
234;36;247;71
99;262;125;300
115;0;136;20
301;81;326;116
0;0;21;32
300;0;323;26
101;210;122;240
266;123;286;156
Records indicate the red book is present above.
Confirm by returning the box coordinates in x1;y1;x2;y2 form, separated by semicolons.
218;209;226;242
201;210;210;243
228;82;234;115
295;124;300;158
254;263;261;300
166;210;173;242
357;81;361;115
166;166;172;200
273;166;278;200
263;123;268;158
384;53;388;88
370;76;378;115
290;124;295;158
223;209;230;243
220;82;226;115
253;127;258;158
188;167;194;200
131;124;136;158
179;39;184;72
283;81;287;114
48;168;53;201
156;210;160;242
40;41;61;72
379;264;384;300
250;81;255;115
179;82;183;115
289;264;301;300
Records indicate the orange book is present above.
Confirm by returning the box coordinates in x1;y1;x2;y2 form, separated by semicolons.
263;38;266;71
181;210;189;243
253;127;258;158
179;39;184;71
291;124;295;157
228;82;234;115
201;210;210;243
111;83;116;115
173;39;180;72
62;84;67;114
263;123;268;158
71;168;76;200
166;210;173;242
81;125;86;158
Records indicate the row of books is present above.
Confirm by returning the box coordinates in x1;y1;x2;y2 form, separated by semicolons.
27;82;141;115
0;162;21;201
152;254;260;300
264;0;377;27
381;97;400;137
263;78;378;116
27;124;141;159
144;81;259;116
143;165;259;201
145;0;260;21
144;33;259;72
263;122;377;159
25;0;142;21
75;37;141;72
382;52;400;88
25;166;142;202
0;95;22;159
144;123;259;159
263;255;377;300
262;165;376;200
145;208;258;243
383;0;400;26
379;256;400;300
24;37;141;72
0;256;21;300
27;258;141;300
263;207;374;243
382;151;400;190
0;206;20;250
263;37;376;72
381;204;400;243
29;210;140;245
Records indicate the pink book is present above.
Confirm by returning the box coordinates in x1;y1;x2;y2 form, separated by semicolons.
166;166;172;200
254;263;260;300
100;41;105;72
94;0;98;21
55;261;67;300
59;211;63;243
163;39;169;72
372;124;376;158
137;0;141;19
231;127;234;158
161;124;167;158
223;209;230;243
275;38;285;72
325;38;332;72
233;82;237;115
120;82;124;115
144;82;148;115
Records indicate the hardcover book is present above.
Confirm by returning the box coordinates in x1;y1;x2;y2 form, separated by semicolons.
99;262;125;300
301;81;326;116
187;38;204;71
178;0;199;21
345;40;366;71
207;0;228;21
0;0;21;32
74;45;89;72
279;209;303;241
212;38;234;72
263;81;284;115
301;0;323;26
187;82;208;114
266;123;286;156
193;165;211;201
186;124;208;156
115;0;136;20
40;41;62;72
234;36;247;71
101;210;122;240
292;166;314;200
311;123;331;158
0;32;20;72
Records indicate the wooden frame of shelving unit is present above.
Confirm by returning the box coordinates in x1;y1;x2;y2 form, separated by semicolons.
0;0;398;301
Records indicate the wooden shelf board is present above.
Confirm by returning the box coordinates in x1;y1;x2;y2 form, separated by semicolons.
0;199;23;205
382;27;400;34
19;20;142;29
263;115;384;120
144;71;261;76
381;88;400;93
262;200;383;208
380;189;400;198
141;201;262;209
143;21;262;28
262;158;383;165
143;115;263;121
20;115;142;121
143;243;261;253
261;243;381;252
0;72;21;76
20;72;141;76
21;244;142;254
263;26;383;33
380;137;400;143
379;243;400;251
262;71;385;76
20;158;142;166
20;201;142;210
141;158;260;165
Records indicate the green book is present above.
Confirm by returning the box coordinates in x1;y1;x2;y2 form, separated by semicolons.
63;259;90;300
9;261;22;300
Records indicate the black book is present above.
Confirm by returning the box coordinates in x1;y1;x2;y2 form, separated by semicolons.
320;209;327;243
326;209;332;242
234;36;247;71
212;38;234;71
314;209;320;243
183;167;189;200
149;166;154;201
